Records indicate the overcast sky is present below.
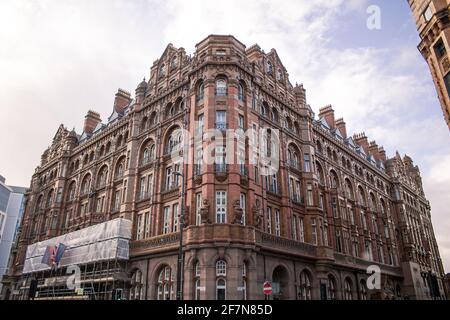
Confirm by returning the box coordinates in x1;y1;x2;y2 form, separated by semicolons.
0;0;449;271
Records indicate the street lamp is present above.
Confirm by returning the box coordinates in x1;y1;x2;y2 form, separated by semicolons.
173;171;185;301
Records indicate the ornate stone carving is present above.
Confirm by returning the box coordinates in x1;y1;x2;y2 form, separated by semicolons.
232;200;243;224
252;204;263;228
200;199;211;224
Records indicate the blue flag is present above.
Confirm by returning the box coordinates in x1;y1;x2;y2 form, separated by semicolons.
55;243;66;265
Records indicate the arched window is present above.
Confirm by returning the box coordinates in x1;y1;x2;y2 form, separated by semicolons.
166;127;183;154
149;112;158;126
116;135;123;149
287;144;299;169
327;275;336;300
277;69;283;81
271;108;279;123
83;154;89;166
140;140;155;165
316;162;325;186
261;102;269;116
141;116;148;132
216;260;227;276
266;60;273;74
332;151;338;162
299;271;312;300
97;166;108;188
197;81;204;101
370;193;377;211
215;79;227;96
130;269;144;300
159;63;166;77
171;56;178;69
317;140;323;154
67;181;76;201
115;158;125;179
286;117;293;130
35;195;43;213
46;189;54;208
81;174;91;195
238;83;245;101
157;266;174;300
105;142;111;154
99;145;105;157
329;171;339;189
89;152;94;162
215;260;227;300
344;278;353;300
358;186;366;206
345;179;354;200
216;279;226;300
360;279;368;300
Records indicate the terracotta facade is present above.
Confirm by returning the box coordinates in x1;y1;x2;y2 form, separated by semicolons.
2;35;447;300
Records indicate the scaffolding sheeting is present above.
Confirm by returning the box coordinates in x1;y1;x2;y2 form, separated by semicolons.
23;218;132;274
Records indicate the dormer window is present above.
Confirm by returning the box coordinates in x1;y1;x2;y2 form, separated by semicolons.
266;60;273;74
159;63;166;77
171;56;178;69
277;69;283;81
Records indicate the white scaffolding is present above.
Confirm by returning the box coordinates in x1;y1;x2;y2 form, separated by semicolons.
23;218;132;274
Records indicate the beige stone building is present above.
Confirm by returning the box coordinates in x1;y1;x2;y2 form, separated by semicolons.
1;35;446;300
409;0;450;129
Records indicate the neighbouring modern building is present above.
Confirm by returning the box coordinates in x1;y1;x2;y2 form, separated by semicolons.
2;35;447;300
408;0;450;129
0;175;26;299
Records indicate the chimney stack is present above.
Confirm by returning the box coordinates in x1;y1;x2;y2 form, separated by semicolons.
378;147;387;162
335;118;347;139
84;110;102;134
368;141;380;160
114;88;132;114
353;132;369;154
318;105;335;128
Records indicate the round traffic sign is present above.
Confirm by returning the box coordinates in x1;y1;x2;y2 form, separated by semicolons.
263;281;272;295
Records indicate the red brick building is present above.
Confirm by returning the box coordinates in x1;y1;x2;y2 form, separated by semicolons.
408;0;450;129
2;35;446;300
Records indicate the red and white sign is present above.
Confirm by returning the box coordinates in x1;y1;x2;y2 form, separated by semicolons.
263;281;272;295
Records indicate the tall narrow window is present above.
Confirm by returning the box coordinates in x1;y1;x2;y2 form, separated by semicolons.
307;184;314;206
238;114;245;130
166;166;173;190
215;146;226;172
241;262;247;300
144;210;151;238
216;191;227;223
240;193;246;226
195;193;202;226
266;207;273;234
216;111;227;131
275;209;281;237
292;215;298;241
304;153;311;172
163;206;170;234
299;218;305;242
172;204;179;233
311;218;317;245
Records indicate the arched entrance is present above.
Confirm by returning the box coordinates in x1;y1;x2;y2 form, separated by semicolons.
272;265;289;300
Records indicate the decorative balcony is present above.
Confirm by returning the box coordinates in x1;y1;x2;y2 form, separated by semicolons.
214;164;228;182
